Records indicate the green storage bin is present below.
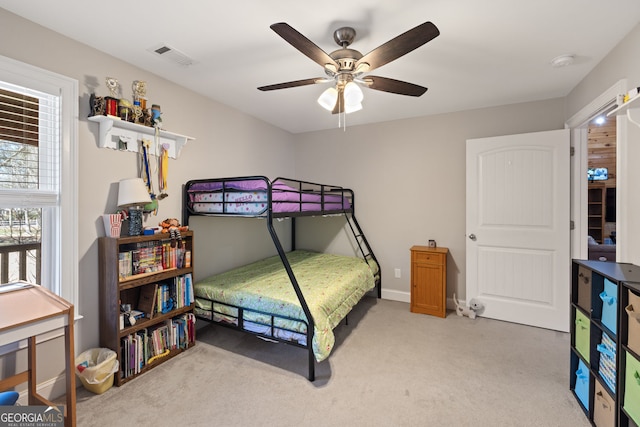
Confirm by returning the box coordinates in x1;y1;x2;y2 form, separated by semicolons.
624;351;640;424
575;309;590;363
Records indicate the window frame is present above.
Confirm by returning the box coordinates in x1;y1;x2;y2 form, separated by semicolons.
0;55;79;311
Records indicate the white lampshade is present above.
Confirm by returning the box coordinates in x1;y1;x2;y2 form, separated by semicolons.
344;82;363;107
318;87;338;111
117;178;151;208
345;102;363;114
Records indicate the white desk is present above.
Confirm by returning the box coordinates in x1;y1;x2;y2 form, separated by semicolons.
0;284;76;427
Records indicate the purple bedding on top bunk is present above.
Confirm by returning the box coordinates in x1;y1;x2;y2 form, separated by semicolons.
187;178;351;214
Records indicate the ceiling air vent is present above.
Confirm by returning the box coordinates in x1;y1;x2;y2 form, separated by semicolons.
148;44;194;67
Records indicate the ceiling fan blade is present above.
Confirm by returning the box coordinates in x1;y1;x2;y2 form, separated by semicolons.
270;23;340;70
355;21;440;73
258;78;322;91
364;76;427;97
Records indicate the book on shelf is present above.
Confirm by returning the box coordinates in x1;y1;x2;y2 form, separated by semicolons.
119;252;132;279
119;313;196;380
153;274;194;314
118;237;191;281
184;250;191;268
137;284;158;319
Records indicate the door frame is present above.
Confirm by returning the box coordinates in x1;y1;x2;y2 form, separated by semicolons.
565;79;628;262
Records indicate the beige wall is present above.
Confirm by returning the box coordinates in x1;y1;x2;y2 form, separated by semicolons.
293;99;565;302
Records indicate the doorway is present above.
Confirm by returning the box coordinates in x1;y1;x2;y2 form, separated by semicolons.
567;79;627;262
586;111;617;261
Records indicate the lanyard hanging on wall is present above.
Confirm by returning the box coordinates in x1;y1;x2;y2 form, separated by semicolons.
158;142;169;200
140;139;158;215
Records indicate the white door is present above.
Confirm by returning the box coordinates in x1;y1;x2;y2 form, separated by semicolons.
466;129;570;332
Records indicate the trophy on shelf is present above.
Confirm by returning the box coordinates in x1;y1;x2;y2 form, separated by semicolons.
105;77;120;117
132;80;147;124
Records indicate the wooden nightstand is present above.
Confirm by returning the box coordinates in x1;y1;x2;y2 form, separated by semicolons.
410;245;448;317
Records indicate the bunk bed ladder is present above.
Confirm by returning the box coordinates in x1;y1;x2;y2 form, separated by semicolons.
344;213;382;299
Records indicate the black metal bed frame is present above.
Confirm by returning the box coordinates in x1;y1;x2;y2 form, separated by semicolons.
182;176;381;381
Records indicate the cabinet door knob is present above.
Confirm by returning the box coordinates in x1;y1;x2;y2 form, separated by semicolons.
468;234;477;241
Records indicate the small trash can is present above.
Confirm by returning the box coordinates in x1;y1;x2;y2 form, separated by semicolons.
75;348;119;394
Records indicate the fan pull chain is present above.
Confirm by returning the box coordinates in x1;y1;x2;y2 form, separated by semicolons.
336;93;347;131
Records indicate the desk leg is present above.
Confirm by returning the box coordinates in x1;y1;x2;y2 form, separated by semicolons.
27;336;37;405
64;308;76;427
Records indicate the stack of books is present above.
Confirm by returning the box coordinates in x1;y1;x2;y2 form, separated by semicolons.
118;241;190;279
120;313;196;379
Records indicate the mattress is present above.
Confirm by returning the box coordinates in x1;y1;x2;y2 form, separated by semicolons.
194;250;377;362
187;177;351;215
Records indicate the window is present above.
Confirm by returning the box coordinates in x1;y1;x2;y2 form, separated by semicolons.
0;55;78;309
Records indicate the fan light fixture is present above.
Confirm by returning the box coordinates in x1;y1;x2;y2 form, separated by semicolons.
259;21;439;130
317;87;338;110
317;81;363;114
344;81;363;110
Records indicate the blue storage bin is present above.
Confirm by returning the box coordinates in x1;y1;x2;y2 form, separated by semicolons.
599;278;618;335
575;358;591;411
597;333;616;393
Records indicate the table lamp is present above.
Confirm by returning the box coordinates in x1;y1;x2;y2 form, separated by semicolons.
117;178;151;236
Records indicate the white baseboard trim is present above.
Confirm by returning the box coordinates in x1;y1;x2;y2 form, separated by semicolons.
380;290;461;313
16;373;68;405
380;289;410;303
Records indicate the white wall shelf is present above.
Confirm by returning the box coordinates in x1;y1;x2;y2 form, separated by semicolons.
607;93;640;127
88;115;194;158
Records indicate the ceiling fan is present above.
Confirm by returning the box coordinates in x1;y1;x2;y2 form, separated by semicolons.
258;21;440;114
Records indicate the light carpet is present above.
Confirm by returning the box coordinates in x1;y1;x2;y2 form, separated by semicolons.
71;298;589;427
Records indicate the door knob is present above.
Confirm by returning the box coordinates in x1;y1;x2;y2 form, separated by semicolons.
468;234;477;241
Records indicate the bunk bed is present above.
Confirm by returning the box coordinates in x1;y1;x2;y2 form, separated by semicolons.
182;176;381;381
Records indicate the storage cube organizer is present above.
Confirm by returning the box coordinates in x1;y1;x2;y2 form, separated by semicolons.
575;358;591;411
627;290;640;355
578;266;591;312
624;351;640;425
597;332;616;393
600;278;618;335
594;380;615;427
575;309;590;363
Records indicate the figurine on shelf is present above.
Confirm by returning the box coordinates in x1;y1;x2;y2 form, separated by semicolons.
118;99;134;122
159;218;188;247
105;77;119;98
142;108;153;127
105;77;120;117
132;80;147;124
90;93;105;116
151;104;162;128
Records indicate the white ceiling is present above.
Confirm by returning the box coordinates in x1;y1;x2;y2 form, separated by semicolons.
2;1;640;133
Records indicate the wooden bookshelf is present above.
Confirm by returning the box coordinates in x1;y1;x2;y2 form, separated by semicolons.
98;231;196;386
588;183;606;243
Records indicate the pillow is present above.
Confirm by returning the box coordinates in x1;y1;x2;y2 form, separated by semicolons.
587;236;598;246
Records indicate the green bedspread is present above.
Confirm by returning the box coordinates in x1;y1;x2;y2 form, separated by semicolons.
194;250;377;362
